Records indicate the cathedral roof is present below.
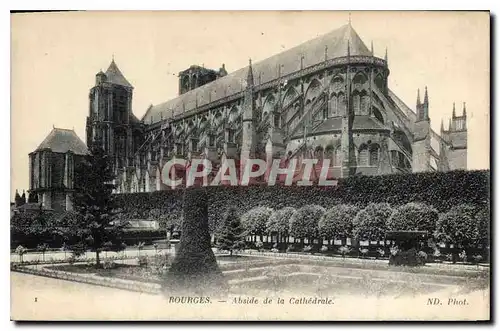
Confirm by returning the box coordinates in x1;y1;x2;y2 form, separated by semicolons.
143;23;371;124
35;128;88;155
105;59;133;88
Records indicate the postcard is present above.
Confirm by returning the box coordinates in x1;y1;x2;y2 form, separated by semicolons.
10;10;490;321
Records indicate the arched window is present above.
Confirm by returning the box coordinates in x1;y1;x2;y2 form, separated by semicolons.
329;94;338;117
353;94;361;115
369;144;380;166
374;75;384;90
325;145;334;163
361;94;370;115
338;93;346;117
373;108;384;124
358;144;369;166
314;146;324;161
334;146;342;167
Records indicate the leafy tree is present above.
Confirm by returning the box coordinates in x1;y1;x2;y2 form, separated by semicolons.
71;141;124;268
319;204;359;245
352;203;392;242
289;204;325;244
15;245;27;263
217;207;245;256
266;207;296;245
241;206;273;242
37;243;49;261
475;205;490;251
435;204;479;260
387;202;438;233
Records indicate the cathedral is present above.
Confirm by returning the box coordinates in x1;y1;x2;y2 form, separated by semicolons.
28;23;468;211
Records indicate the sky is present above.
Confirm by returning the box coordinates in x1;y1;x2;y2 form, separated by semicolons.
10;11;490;199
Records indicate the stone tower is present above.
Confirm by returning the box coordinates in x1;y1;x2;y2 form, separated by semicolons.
412;87;431;172
86;59;139;170
441;102;468;170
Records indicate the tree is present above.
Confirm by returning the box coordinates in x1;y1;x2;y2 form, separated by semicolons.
435;204;479;260
319;204;359;246
352;203;392;242
217;207;245;256
71;141;124;268
475;205;490;258
387;202;438;234
266;207;296;246
241;206;273;242
163;188;228;296
289;205;325;245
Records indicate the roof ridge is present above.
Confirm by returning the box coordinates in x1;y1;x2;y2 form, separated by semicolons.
143;23;372;124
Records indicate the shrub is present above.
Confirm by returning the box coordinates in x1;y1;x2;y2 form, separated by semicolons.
103;259;116;270
266;207;296;243
417;251;428;261
390;246;399;256
359;248;369;258
217;207;246;256
289;205;325;242
137;255;148;267
353;203;392;241
435;204;480;255
270;248;279;253
241;206;273;240
473;255;483;264
303;245;312;253
320;245;328;253
387;202;438;233
459;250;467;263
338;246;351;258
255;241;264;251
377;248;386;258
15;245;27;263
286;244;297;253
319;204;359;244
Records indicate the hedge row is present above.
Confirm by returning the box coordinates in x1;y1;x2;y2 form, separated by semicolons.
114;170;490;231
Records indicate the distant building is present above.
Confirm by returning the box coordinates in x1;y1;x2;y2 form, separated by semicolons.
28;128;87;212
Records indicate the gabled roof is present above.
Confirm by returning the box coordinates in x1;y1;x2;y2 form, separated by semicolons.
143;23;372;124
105;59;133;88
35;128;88;155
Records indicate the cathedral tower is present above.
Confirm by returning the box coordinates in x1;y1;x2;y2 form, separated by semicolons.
412;87;431;172
441;102;468;170
86;59;140;170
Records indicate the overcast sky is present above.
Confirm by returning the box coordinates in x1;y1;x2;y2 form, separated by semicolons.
11;11;489;199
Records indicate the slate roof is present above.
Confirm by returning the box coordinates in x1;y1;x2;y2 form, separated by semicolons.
35;128;88;155
143;23;372;124
105;60;133;88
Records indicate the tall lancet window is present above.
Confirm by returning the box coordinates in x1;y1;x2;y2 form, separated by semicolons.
329;94;338;117
358;144;369;166
369;144;380;166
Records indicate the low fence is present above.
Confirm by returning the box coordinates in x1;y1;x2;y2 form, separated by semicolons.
10;247;175;264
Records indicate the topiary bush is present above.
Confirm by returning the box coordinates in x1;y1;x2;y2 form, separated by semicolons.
289;204;325;245
387;202;438;234
162;188;228;296
352;203;392;242
241;206;273;242
319;204;359;246
435;204;480;261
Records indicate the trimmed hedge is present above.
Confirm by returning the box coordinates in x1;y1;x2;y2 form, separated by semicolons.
113;170;490;232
